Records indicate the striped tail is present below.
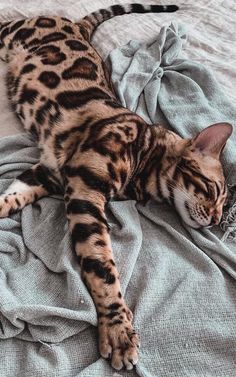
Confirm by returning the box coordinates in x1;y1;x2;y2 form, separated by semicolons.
78;3;179;40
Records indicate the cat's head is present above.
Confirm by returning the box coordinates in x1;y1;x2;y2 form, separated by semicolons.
165;123;232;228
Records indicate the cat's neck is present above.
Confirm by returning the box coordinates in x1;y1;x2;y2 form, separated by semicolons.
127;125;189;202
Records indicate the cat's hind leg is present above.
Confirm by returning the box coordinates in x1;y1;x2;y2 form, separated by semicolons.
0;163;63;218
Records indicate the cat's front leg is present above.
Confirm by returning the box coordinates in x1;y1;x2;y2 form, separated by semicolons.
65;174;139;371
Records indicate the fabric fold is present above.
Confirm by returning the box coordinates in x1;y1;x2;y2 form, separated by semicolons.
108;22;236;240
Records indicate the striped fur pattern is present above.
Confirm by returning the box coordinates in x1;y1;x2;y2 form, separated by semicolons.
0;3;232;371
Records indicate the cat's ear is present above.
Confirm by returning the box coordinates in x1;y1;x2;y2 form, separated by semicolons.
191;122;233;158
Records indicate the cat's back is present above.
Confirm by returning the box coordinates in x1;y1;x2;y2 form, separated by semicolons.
0;16;147;172
1;16;115;135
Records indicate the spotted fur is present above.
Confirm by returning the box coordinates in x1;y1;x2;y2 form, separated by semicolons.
0;3;232;371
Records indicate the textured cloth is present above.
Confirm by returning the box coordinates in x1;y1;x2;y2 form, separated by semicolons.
0;135;236;377
0;1;236;377
108;22;236;240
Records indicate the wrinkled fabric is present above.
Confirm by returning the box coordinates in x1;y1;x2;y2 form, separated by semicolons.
0;135;236;377
108;22;236;240
0;1;236;376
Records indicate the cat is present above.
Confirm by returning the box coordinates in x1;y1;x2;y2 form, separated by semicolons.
0;3;232;371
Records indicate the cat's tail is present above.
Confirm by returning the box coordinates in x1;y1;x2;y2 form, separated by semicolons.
78;3;179;41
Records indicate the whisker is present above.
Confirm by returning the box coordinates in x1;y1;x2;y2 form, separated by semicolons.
167;185;197;207
165;178;194;201
166;192;196;208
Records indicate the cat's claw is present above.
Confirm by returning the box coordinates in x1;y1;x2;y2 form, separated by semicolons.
98;308;140;370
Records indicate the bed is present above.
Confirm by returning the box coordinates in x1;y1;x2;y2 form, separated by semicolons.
0;1;235;376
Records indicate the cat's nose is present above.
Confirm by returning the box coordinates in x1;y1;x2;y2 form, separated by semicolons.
209;215;220;226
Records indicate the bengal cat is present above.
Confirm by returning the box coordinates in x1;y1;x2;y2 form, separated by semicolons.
0;3;232;371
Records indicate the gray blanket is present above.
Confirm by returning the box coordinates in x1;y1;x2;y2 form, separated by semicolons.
108;22;236;240
0;23;236;377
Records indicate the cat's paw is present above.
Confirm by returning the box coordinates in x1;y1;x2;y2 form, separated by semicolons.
0;195;11;217
98;305;140;370
0;194;22;217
